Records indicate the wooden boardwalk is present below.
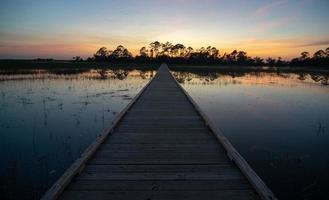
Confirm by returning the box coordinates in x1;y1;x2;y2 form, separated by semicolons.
43;64;276;200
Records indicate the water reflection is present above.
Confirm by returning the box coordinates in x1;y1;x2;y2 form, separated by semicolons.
0;68;154;199
172;71;329;86
0;68;155;81
173;70;329;200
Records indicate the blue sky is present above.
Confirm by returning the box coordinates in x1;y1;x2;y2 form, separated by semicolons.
1;0;329;59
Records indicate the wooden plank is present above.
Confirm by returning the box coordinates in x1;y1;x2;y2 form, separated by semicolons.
122;116;200;120
104;140;220;145
90;152;226;162
108;134;214;140
61;190;260;200
108;134;212;140
99;143;222;151
67;180;251;191
114;127;208;131
88;158;229;165
83;164;237;172
172;66;277;200
41;66;160;200
118;119;205;125
77;164;244;180
43;63;276;200
76;171;244;181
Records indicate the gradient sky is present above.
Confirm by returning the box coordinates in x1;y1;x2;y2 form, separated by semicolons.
0;0;329;59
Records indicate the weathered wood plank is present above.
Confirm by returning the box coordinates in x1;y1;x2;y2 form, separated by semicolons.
83;164;237;172
76;171;244;181
41;70;159;200
67;180;251;191
90;152;227;162
114;127;209;131
99;143;222;151
173;67;277;200
61;190;260;200
88;158;230;165
77;164;244;180
42;64;275;200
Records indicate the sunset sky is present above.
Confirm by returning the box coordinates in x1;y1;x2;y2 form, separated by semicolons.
0;0;328;59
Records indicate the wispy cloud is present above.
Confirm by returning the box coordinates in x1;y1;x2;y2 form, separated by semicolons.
214;34;329;59
233;35;329;49
0;31;148;59
250;15;295;33
249;1;296;33
252;0;287;18
299;39;329;47
159;0;214;3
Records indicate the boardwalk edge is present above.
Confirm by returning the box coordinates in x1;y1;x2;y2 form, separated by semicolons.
169;64;278;200
41;66;160;200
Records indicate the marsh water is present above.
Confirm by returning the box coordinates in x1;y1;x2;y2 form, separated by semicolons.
172;70;329;200
0;67;328;199
0;68;154;199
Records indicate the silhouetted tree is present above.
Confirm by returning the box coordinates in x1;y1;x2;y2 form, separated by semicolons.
276;57;284;66
161;42;173;57
223;50;238;64
326;47;329;58
266;57;276;66
185;46;194;58
94;47;109;61
253;57;264;66
300;51;310;60
149;41;161;58
86;57;93;62
170;44;185;57
206;46;220;60
109;45;133;61
313;50;326;59
72;56;83;62
236;51;248;65
139;47;148;57
189;47;211;63
89;42;328;67
135;46;150;62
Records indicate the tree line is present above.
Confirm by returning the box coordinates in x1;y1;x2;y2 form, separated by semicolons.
76;41;329;67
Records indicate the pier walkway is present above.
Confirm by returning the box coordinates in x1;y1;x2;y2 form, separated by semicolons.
42;64;276;200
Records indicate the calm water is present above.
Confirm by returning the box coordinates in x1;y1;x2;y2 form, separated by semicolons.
172;70;329;200
1;68;328;199
0;68;154;199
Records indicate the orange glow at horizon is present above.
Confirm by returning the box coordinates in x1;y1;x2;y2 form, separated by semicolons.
1;0;329;59
1;38;328;60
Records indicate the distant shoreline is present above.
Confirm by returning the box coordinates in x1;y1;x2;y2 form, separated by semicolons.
0;60;328;73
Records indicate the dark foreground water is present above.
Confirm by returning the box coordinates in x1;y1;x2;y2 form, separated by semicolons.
0;68;154;199
172;70;329;200
1;67;328;199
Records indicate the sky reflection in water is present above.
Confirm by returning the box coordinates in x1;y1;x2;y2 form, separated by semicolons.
0;69;154;199
173;70;329;200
